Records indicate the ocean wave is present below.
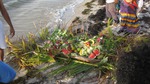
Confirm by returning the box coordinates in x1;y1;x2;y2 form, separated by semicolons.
47;0;84;26
4;0;35;9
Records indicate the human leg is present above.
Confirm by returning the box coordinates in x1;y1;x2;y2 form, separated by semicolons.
0;21;7;61
106;3;112;18
119;16;139;34
0;49;4;61
104;3;112;23
108;3;119;24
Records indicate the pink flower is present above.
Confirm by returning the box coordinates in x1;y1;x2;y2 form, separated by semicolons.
97;37;103;43
97;38;101;43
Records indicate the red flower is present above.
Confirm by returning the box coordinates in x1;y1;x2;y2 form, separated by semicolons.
93;49;100;56
88;49;100;59
62;49;71;55
84;42;90;47
88;53;96;59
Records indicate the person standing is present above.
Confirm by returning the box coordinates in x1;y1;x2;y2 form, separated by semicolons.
0;0;15;61
117;0;143;34
104;0;119;25
0;1;16;83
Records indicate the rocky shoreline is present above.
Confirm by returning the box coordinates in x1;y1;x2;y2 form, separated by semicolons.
10;0;150;84
69;0;150;36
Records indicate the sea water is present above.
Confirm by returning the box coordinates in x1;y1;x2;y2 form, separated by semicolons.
1;0;84;38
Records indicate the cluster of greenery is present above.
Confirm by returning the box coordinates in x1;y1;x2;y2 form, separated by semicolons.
6;23;149;83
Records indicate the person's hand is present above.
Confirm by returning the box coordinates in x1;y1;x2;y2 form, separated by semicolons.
9;27;15;38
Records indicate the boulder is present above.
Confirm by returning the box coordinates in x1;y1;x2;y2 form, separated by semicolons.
98;0;106;5
88;22;105;35
88;8;106;22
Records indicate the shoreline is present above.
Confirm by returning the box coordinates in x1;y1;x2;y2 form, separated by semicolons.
65;0;105;29
65;0;92;28
4;0;92;57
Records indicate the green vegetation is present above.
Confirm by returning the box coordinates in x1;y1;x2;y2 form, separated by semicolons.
6;28;54;68
7;23;150;83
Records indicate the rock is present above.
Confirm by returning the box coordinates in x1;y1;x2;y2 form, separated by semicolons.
16;68;28;78
98;0;106;5
26;77;38;84
148;6;150;12
88;8;106;22
88;22;105;35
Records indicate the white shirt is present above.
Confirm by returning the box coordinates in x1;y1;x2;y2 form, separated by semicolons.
106;0;115;3
137;0;143;13
0;20;7;49
138;0;143;8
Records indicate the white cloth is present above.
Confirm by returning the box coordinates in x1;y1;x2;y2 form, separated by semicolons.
137;0;143;14
138;0;143;8
0;20;7;49
106;0;115;3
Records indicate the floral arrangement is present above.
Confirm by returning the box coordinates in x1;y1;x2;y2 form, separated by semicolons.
43;28;110;62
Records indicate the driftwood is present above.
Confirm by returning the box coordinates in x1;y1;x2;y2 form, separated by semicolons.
71;55;100;63
56;53;100;63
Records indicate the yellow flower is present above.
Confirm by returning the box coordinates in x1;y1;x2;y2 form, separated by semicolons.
79;49;83;56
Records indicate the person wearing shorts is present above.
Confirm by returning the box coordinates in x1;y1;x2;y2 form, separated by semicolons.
0;0;15;61
0;61;16;83
0;0;16;83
